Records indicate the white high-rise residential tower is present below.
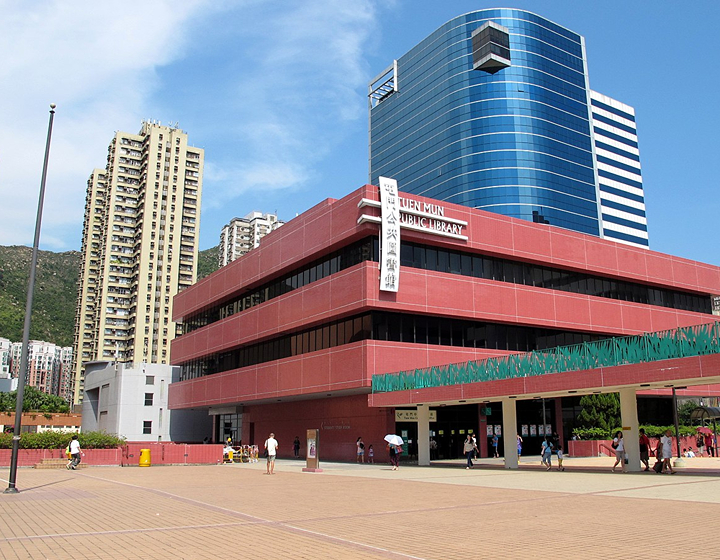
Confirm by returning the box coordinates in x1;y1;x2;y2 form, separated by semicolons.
218;212;284;267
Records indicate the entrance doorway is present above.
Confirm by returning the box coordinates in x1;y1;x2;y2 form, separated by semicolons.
217;413;242;444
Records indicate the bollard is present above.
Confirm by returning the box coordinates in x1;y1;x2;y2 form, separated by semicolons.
139;448;151;467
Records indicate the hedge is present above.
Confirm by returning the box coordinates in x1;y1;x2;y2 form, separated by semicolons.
0;431;126;449
572;425;713;440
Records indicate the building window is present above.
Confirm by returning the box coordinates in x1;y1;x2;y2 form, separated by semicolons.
179;311;607;381
146;375;154;385
144;393;154;406
143;421;152;434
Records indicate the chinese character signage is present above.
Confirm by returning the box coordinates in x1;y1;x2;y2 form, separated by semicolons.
379;176;400;293
394;410;437;422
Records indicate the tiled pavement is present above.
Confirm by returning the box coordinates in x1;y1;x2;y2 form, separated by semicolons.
1;457;719;560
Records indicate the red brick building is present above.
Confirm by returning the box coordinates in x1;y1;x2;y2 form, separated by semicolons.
169;184;720;461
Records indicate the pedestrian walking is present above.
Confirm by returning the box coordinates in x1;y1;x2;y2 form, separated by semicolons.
66;435;83;470
639;428;651;471
356;436;366;463
611;431;625;472
293;436;300;459
429;437;438;460
541;436;553;470
652;437;664;473
464;434;478;469
264;432;279;474
556;445;565;471
368;444;374;463
705;433;715;457
388;442;401;470
516;433;523;457
661;429;675;474
491;433;499;458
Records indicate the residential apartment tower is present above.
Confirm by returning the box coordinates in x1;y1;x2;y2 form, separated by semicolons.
218;212;284;267
72;121;204;404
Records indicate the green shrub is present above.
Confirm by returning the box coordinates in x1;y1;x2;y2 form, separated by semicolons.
571;427;609;440
572;425;709;440
77;431;127;449
0;431;126;449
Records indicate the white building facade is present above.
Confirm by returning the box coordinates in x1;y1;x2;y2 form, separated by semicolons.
590;91;649;248
82;361;210;442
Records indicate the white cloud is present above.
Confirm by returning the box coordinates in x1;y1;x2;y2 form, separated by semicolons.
0;0;214;249
199;0;383;208
0;0;388;249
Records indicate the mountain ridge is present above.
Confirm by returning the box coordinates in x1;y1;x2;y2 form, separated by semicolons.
0;245;218;348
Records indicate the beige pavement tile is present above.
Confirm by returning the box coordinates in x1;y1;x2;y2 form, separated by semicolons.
1;460;719;559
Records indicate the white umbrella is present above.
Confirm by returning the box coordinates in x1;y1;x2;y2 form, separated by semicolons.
384;434;403;446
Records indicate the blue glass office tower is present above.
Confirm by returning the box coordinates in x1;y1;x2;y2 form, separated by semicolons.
369;9;649;247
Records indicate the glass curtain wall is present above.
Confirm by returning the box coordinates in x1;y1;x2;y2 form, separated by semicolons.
370;9;600;235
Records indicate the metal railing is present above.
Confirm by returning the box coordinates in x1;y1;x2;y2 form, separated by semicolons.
371;321;720;394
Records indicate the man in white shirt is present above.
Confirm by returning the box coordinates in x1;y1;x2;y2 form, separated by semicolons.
264;433;279;474
67;435;83;470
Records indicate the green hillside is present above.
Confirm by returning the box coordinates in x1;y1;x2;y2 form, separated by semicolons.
0;245;220;348
0;246;80;347
197;245;219;280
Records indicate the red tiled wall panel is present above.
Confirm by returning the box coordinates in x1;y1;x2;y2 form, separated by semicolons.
176;186;720;328
169;339;514;410
169;344;369;409
171;266;369;364
371;266;715;337
174;186;382;321
242;394;395;462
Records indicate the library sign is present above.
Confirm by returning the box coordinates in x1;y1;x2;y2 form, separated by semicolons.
357;177;469;293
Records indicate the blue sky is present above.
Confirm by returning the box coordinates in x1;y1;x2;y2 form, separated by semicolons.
1;1;718;266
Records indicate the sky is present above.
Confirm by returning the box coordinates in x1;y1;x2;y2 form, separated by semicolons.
1;0;718;266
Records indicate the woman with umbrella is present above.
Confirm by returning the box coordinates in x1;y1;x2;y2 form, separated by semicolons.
385;434;403;471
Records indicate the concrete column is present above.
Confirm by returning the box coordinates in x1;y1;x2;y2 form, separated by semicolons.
501;398;518;469
478;405;488;458
417;405;430;466
619;388;641;473
554;398;565;449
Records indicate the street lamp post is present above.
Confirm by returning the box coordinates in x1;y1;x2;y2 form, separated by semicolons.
4;103;56;494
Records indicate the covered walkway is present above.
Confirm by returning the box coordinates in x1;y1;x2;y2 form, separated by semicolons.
369;321;720;471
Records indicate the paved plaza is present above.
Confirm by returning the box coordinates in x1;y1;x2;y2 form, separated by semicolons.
1;457;720;559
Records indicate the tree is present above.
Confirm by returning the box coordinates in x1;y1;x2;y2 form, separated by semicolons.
678;400;701;425
577;393;621;432
0;386;69;413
